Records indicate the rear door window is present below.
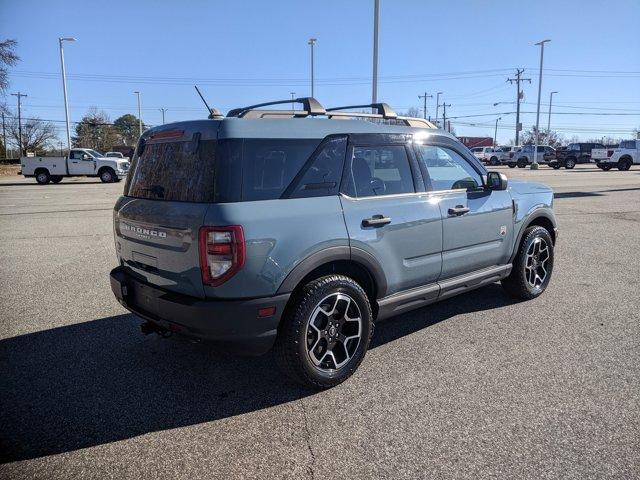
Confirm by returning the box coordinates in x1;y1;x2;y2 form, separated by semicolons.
241;139;320;201
126;135;217;202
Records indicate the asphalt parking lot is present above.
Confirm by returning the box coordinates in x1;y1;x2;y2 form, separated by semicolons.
1;165;639;479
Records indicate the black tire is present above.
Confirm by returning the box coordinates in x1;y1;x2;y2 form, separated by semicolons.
99;168;116;183
602;165;612;171
489;156;500;166
508;163;516;169
274;275;374;389
51;175;63;183
565;157;576;169
502;226;554;300
35;170;50;185
517;157;527;168
551;163;561;170
618;158;631;171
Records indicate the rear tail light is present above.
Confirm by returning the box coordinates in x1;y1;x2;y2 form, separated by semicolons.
199;226;245;286
607;150;614;157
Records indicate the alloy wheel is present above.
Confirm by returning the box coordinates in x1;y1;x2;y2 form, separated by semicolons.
306;293;362;372
525;237;550;289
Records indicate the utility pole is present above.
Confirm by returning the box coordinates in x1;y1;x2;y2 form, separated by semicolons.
494;117;502;147
532;39;551;170
435;92;443;127
372;0;380;105
58;140;64;156
547;91;558;133
1;112;6;159
159;108;167;124
418;91;433;119
290;92;296;111
134;91;142;136
308;38;317;97
507;68;531;146
11;92;27;156
441;102;451;132
59;37;76;153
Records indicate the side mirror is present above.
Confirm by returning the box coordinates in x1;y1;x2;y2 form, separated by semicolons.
486;171;508;191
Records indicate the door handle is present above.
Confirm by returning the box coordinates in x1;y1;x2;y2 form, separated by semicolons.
448;206;470;216
362;215;391;227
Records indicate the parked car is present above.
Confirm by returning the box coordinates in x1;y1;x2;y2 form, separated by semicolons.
507;145;556;168
105;151;129;160
470;146;497;163
494;146;520;166
21;148;130;184
550;142;605;169
592;140;639;171
110;97;557;389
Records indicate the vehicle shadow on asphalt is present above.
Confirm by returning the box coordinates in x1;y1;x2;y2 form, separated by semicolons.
0;284;517;463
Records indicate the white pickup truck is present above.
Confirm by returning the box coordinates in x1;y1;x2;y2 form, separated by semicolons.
592;140;639;171
21;148;130;184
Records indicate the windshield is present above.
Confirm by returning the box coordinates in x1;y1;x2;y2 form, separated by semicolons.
86;149;104;157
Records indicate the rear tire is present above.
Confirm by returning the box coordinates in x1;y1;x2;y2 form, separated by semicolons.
602;164;612;171
517;157;527;168
489;156;499;166
35;170;50;185
565;157;576;169
551;163;561;170
99;168;116;183
51;175;63;183
508;163;516;169
274;275;373;389
502;226;554;300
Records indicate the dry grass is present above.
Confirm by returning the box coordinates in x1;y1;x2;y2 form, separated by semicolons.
0;164;21;176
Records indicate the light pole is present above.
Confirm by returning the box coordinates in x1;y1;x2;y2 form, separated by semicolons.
532;39;550;169
372;0;380;105
11;92;26;156
308;38;317;97
59;37;76;153
134;91;142;137
418;91;432;119
159;108;167;124
494;117;502;147
290;92;296;111
547;91;558;133
435;92;443;127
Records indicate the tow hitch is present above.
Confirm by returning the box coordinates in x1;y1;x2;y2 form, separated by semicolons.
140;321;172;338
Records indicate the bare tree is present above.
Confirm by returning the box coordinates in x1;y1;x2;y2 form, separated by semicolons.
7;115;57;154
521;126;563;148
1;39;19;113
73;108;120;151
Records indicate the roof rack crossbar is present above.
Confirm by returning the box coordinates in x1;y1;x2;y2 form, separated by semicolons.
326;103;398;119
227;97;325;118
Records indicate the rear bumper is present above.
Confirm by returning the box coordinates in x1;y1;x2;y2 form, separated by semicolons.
110;266;289;355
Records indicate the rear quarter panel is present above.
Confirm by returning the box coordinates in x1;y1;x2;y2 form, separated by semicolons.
202;196;348;299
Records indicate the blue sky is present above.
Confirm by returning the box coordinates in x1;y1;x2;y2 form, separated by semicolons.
2;0;639;144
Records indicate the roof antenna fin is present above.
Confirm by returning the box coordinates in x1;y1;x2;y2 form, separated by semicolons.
194;85;223;119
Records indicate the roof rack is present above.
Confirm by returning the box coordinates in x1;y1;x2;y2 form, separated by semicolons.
326;103;398;119
224;97;437;129
227;97;325;118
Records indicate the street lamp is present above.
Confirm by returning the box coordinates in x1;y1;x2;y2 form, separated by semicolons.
308;38;317;97
547;91;558;132
532;39;551;169
133;91;142;137
494;117;502;147
59;37;76;153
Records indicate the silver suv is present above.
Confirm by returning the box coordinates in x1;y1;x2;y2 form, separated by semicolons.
110;98;557;389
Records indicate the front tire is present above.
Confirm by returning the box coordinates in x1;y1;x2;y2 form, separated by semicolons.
517;158;528;168
618;158;631;171
99;168;116;183
275;275;373;389
565;157;576;169
489;156;499;166
602;164;612;171
502;226;554;300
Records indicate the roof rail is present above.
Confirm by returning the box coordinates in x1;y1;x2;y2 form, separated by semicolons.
227;97;325;118
326;103;398;119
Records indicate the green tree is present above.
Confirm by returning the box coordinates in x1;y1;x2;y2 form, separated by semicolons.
113;114;145;146
73;108;119;152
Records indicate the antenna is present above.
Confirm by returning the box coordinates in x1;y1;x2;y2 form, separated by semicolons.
194;86;223;119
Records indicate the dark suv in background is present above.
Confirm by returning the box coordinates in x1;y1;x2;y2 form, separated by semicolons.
551;142;605;169
110;97;557;389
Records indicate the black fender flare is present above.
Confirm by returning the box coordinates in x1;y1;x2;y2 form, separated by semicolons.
509;210;557;263
276;246;388;298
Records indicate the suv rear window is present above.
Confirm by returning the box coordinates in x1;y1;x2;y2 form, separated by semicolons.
126;136;216;202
